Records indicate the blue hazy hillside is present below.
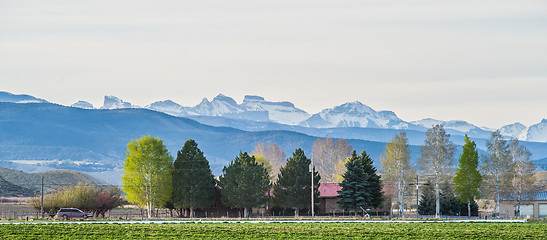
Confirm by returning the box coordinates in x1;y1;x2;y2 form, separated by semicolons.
188;115;547;162
0;102;424;176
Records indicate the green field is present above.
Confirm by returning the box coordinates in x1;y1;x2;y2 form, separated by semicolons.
0;222;545;239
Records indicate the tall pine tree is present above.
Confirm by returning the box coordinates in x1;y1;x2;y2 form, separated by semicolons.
418;179;479;216
338;150;384;216
418;179;435;215
338;151;369;216
453;135;482;218
219;152;271;218
360;150;384;209
172;139;216;217
273;148;320;217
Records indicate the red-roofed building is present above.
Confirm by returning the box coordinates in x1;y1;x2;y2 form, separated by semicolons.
317;183;393;216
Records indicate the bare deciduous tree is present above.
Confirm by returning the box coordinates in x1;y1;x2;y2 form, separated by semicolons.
311;138;352;183
419;125;456;218
509;138;536;217
381;131;413;218
252;142;286;181
482;130;512;216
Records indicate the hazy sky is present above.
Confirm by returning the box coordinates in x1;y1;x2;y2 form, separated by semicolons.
1;0;546;129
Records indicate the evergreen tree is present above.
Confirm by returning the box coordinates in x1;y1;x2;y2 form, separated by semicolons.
172;139;216;218
360;150;384;209
418;180;435;215
219;152;271;218
339;150;384;216
338;151;369;216
440;181;461;216
453;135;482;217
419;179;479;216
273;148;320;217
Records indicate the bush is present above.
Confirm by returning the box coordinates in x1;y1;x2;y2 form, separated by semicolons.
29;182;124;217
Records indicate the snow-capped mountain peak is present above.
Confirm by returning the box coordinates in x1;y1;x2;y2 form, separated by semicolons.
0;91;48;104
499;122;527;138
412;118;477;132
411;118;492;138
100;96;137;109
300;101;408;129
411;118;445;128
335;101;375;114
189;94;244;116
212;94;238;106
71;101;94;109
241;95;309;125
520;119;547;142
146;100;186;116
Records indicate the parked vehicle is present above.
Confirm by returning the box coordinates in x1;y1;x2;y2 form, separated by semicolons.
56;208;93;219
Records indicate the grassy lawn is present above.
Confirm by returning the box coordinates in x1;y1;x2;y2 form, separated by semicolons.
0;222;546;239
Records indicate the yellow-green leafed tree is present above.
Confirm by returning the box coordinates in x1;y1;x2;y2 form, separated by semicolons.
122;135;173;218
381;131;414;218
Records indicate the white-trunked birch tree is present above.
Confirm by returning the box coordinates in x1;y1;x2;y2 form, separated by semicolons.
482;130;511;217
381;132;413;218
509;138;536;217
419;125;456;219
122;136;173;219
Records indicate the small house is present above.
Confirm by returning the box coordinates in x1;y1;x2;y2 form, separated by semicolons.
499;191;547;218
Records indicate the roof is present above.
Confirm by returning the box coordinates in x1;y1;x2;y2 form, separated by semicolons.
500;191;547;201
319;183;342;198
318;183;395;198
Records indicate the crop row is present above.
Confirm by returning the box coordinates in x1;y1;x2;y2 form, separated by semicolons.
0;222;546;239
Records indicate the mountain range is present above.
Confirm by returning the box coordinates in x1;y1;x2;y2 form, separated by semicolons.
1;91;546;185
74;92;546;142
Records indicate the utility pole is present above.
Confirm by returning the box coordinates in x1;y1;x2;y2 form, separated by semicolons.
416;174;419;219
41;176;44;219
311;157;315;218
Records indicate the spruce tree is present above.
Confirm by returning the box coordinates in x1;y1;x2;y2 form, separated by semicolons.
360;150;384;209
440;181;461;216
172;139;216;217
418;179;435;215
419;179;479;216
219;152;271;218
338;151;369;216
339;150;385;216
273;148;320;217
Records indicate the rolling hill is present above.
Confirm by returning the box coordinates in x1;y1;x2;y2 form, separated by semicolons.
0;166;104;197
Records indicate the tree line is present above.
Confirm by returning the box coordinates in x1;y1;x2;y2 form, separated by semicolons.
121;136;384;218
381;125;536;218
121;123;536;219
